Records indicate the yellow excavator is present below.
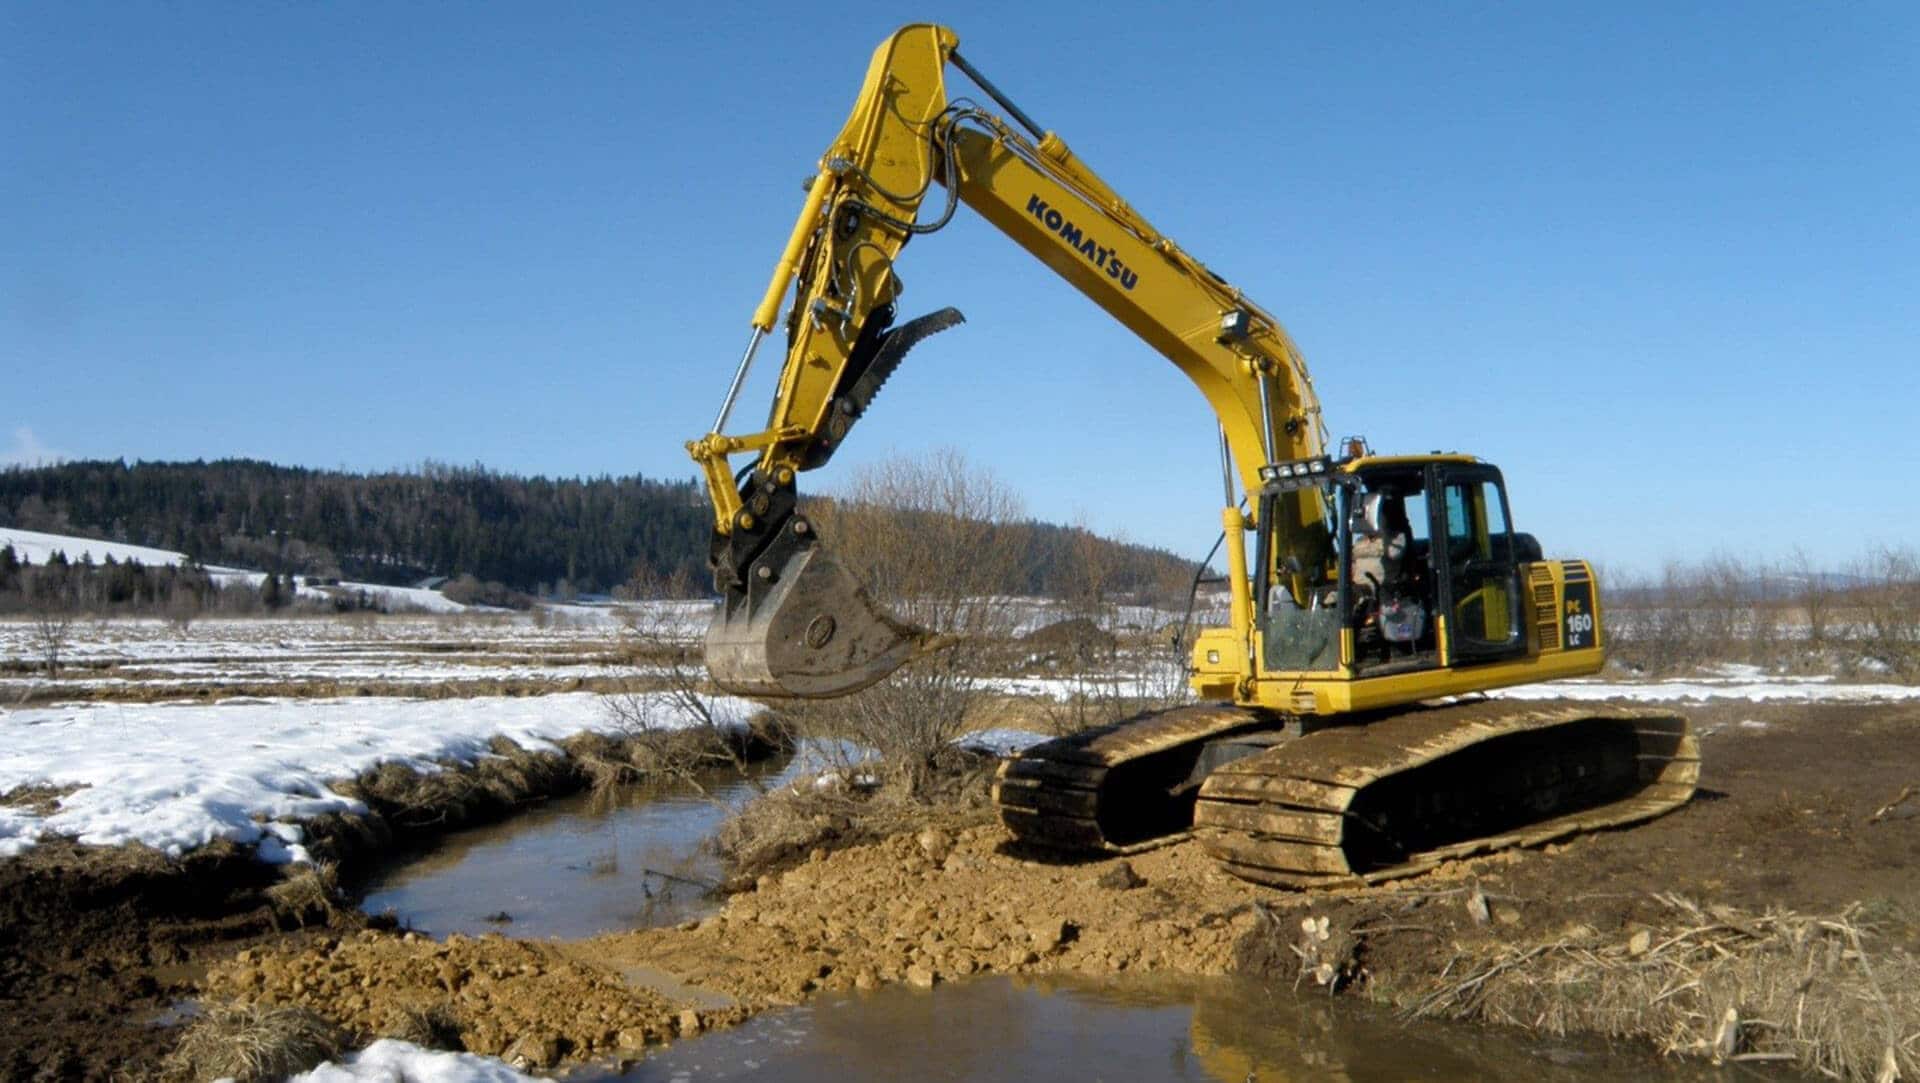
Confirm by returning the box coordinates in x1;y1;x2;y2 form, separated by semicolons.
685;24;1697;888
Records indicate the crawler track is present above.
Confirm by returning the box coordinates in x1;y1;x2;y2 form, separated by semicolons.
993;699;1698;887
992;704;1273;852
1194;701;1699;887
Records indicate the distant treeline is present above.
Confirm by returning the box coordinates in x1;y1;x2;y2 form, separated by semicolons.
0;460;1198;600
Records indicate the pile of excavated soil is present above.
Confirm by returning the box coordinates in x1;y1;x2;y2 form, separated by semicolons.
596;823;1260;996
201;931;692;1071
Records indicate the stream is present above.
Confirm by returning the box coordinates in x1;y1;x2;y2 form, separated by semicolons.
357;755;791;940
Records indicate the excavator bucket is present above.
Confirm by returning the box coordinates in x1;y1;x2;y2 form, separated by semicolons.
705;541;932;699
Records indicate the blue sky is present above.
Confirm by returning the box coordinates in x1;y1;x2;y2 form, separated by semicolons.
4;2;1915;574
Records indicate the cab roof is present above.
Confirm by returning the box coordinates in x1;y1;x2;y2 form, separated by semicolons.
1340;453;1481;471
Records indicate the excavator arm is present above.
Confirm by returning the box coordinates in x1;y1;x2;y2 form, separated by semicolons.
688;23;1333;698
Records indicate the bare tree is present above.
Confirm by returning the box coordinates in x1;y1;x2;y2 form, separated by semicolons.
797;449;1027;798
602;566;771;796
30;606;73;682
1789;546;1832;648
1854;545;1920;681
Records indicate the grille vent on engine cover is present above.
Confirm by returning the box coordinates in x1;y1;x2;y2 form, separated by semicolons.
1530;564;1560;651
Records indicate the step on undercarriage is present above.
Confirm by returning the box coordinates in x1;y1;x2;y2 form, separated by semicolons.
993;700;1698;886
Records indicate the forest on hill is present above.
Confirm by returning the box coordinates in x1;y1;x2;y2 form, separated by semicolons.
0;459;1198;601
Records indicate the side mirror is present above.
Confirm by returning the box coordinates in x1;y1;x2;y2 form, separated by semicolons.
1349;492;1386;538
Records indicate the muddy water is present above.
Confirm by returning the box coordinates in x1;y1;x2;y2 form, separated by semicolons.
597;975;1766;1083
357;756;790;940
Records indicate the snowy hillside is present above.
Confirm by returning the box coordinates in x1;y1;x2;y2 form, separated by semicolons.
0;525;468;612
0;526;197;568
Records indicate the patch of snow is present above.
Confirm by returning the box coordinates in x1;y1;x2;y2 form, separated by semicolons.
1489;678;1920;704
0;691;757;862
301;580;469;614
291;1039;538;1082
957;728;1053;756
976;667;1186;702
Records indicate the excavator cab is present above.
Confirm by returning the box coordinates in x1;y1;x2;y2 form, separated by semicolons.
1320;457;1512;675
1255;455;1532;679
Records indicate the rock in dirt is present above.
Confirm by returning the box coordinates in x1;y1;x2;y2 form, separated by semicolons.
916;827;954;866
1030;918;1075;952
505;1032;560;1070
1095;861;1145;890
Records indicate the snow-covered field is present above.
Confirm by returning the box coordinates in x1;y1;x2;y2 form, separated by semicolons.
0;691;755;863
0;610;718;700
4;603;1916;872
1489;663;1920;704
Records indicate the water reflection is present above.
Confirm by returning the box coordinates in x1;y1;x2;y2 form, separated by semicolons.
600;975;1775;1083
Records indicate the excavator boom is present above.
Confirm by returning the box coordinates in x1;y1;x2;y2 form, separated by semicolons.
688;24;1323;699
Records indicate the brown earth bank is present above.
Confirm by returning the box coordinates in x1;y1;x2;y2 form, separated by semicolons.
193;698;1920;1080
0;725;785;1082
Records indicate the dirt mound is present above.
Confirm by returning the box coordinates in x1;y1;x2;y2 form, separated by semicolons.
1018;617;1117;663
202;931;690;1069
598;823;1257;1002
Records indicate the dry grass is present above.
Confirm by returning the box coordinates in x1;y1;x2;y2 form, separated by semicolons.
0;782;80;816
264;861;341;928
336;737;574;832
163;1002;344;1082
381;1001;465;1050
1385;895;1918;1081
710;750;998;881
